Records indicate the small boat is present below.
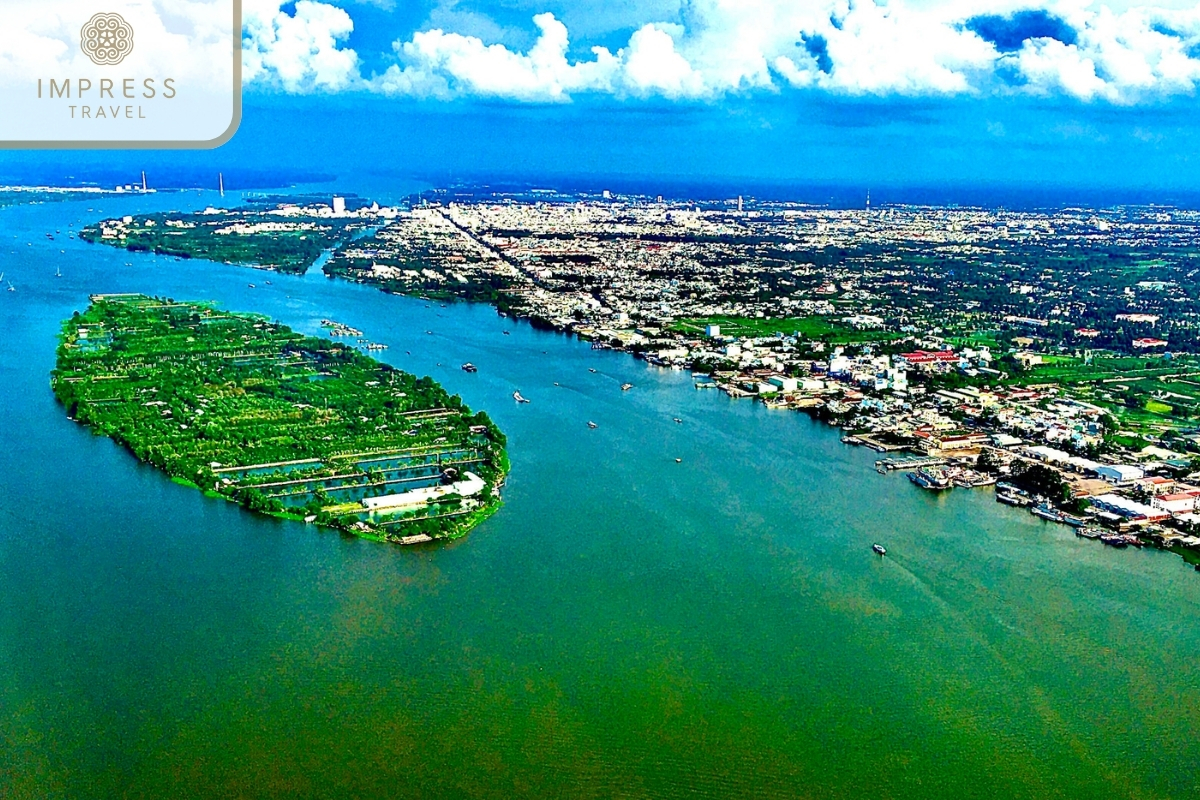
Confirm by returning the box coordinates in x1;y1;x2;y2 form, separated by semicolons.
1100;534;1128;548
1031;503;1064;523
55;267;61;277
673;418;683;424
872;544;887;556
621;383;633;391
675;458;682;463
1078;527;1103;540
513;391;530;404
247;283;255;289
503;331;511;336
587;421;598;429
461;362;478;373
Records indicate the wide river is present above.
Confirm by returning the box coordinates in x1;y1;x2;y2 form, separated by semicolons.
1;192;1198;799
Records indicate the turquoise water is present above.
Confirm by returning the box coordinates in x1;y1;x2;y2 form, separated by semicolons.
1;195;1199;798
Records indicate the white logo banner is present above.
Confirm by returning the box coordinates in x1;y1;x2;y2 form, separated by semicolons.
0;0;241;148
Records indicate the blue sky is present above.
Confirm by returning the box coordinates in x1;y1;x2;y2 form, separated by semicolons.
10;0;1200;199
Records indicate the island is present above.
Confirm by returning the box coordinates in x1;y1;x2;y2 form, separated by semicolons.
51;294;508;544
79;196;379;273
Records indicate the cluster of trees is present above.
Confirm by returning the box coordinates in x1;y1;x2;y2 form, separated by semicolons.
52;296;509;540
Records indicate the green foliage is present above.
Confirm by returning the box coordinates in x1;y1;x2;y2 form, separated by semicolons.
52;295;508;542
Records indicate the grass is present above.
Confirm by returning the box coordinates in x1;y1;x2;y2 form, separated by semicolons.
670;315;902;344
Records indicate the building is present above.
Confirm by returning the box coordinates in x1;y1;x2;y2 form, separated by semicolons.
1152;492;1200;515
1090;493;1170;522
895;350;959;368
332;195;347;216
705;324;721;337
1132;338;1167;349
362;472;485;511
1096;464;1145;484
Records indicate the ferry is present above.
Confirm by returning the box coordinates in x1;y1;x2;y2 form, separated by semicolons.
872;544;887;556
461;362;478;373
513;391;530;404
908;468;950;490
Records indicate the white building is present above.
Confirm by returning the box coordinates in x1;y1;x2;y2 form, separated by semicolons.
769;376;799;392
1152;492;1200;515
332;195;347;216
1096;464;1145;484
362;472;486;511
705;324;721;337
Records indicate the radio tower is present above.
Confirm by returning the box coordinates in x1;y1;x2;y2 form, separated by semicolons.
865;189;871;212
141;171;147;192
219;173;225;198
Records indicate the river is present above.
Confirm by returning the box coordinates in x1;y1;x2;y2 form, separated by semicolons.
1;192;1198;798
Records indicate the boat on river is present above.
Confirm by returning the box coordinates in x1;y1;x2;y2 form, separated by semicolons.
1032;503;1064;523
513;391;530;404
908;467;950;490
461;362;478;373
587;421;598;429
872;544;887;556
621;383;634;391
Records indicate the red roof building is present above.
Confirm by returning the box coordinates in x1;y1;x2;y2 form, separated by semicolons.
896;350;959;366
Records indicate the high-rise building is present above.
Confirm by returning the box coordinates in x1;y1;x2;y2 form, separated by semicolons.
737;195;743;212
332;196;346;216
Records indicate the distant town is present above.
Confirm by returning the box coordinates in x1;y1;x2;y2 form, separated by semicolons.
83;187;1200;567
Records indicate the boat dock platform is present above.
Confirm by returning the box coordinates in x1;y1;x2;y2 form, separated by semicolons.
875;456;947;472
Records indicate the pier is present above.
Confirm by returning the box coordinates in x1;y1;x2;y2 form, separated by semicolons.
875;456;948;472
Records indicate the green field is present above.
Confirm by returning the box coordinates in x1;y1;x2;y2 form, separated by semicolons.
670;315;902;344
52;294;508;542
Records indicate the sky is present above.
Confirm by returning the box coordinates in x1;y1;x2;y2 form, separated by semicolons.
8;0;1200;200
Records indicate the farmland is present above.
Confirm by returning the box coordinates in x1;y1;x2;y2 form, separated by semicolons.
52;295;508;543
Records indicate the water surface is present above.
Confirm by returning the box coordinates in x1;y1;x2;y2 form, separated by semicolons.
1;194;1198;798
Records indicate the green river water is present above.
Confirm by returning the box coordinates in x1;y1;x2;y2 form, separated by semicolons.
1;194;1198;798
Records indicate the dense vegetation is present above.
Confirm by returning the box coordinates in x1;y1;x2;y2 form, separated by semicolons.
80;210;363;273
52;295;508;543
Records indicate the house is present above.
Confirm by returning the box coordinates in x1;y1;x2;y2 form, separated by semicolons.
1132;338;1168;349
1152;492;1200;515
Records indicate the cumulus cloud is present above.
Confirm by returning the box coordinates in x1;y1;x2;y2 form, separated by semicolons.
242;0;360;92
241;0;1200;104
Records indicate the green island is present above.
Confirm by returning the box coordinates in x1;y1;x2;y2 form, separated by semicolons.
51;294;508;544
79;208;366;273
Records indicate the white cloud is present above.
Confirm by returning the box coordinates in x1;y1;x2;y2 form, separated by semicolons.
242;0;360;92
241;0;1200;104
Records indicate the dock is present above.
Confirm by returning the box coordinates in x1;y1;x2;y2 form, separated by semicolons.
875;456;947;472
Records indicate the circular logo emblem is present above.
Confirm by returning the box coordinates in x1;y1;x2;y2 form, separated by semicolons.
80;12;134;66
